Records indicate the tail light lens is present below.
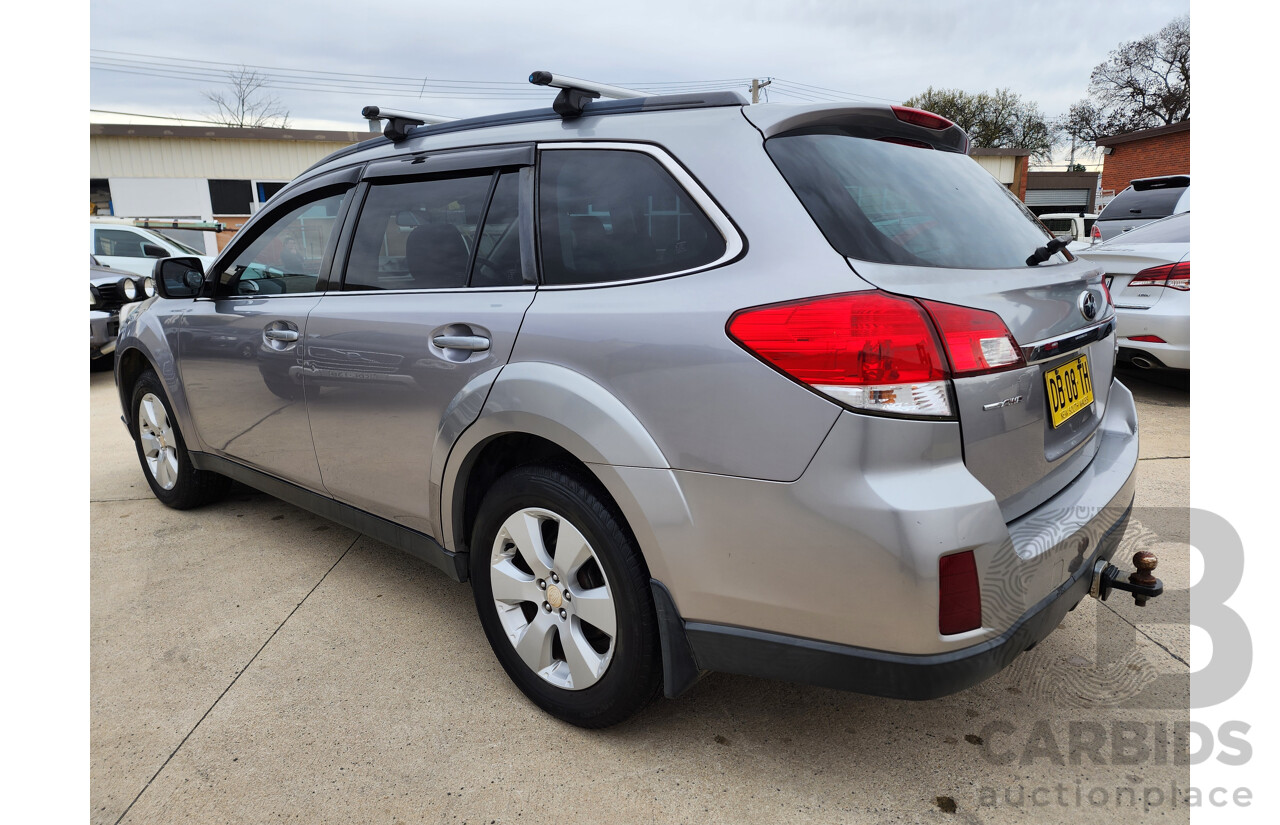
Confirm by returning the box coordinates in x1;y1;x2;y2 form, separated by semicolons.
727;291;1024;418
921;300;1025;376
939;550;982;635
1091;224;1101;242
1127;261;1190;292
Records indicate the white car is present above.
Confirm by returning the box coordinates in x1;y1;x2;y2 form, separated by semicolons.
1073;211;1189;371
1038;212;1099;254
90;220;218;278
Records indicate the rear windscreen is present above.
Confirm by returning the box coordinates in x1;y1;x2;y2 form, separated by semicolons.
1098;185;1186;221
1102;212;1190;245
767;133;1059;269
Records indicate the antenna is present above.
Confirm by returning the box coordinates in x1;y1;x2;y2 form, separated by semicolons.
528;71;646;118
362;106;458;142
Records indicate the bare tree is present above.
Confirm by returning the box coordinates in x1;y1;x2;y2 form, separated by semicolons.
904;87;1058;160
1061;16;1189;142
203;67;291;129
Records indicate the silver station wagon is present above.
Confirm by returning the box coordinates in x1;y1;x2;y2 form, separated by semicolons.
116;73;1159;727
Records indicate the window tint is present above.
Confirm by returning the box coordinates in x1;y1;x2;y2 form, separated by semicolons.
343;174;495;291
1098;184;1187;221
209;179;253;215
1041;218;1074;235
538;150;726;285
472;173;525;287
214;189;350;296
94;228;151;258
767;133;1059;269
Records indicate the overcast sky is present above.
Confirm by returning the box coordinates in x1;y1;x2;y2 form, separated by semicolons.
89;0;1189;166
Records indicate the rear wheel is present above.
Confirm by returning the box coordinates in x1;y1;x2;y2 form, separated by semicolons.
470;464;661;727
130;369;230;509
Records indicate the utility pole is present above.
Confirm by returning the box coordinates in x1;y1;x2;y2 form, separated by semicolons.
750;78;772;104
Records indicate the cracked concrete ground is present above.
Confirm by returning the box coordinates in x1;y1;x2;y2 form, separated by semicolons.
91;367;1191;824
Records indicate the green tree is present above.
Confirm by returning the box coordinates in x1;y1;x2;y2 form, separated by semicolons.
1062;15;1189;142
903;87;1056;160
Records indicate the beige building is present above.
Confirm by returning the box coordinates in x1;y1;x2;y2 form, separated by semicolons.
90;123;373;253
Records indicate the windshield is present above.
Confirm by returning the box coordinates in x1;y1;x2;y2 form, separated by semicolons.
766;132;1060;269
1098;184;1186;222
141;227;204;256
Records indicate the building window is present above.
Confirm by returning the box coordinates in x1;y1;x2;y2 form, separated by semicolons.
91;179;112;216
209;179;253;215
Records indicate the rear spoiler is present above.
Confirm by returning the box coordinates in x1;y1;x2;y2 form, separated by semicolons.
1131;175;1189;191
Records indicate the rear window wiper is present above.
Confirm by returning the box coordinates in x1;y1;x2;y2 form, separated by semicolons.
1026;237;1070;266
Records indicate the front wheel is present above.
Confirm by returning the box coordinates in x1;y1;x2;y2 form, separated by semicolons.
470;465;661;727
130;369;230;509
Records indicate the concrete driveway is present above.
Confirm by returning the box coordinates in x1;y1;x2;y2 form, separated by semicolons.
91;367;1191;824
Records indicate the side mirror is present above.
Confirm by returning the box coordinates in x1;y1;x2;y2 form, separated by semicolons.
154;257;206;299
143;243;169;258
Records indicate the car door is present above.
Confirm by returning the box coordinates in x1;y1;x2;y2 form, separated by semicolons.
303;146;537;536
176;167;359;490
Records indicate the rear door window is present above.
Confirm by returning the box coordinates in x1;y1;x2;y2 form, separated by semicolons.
342;171;525;290
766;132;1058;269
538;149;726;285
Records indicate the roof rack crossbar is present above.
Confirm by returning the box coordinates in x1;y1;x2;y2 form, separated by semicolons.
528;70;646;118
362;105;458;142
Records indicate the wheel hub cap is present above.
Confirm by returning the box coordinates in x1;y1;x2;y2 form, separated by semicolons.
489;507;617;691
138;393;179;491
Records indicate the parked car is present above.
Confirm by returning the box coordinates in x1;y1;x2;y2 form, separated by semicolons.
1093;175;1189;241
116;80;1152;727
90;220;218;278
1038;212;1098;253
90;255;154;370
1073;211;1189;371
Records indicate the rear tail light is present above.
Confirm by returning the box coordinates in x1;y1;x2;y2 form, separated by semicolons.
921;300;1025;376
1091;224;1101;242
727;291;1024;418
891;105;954;131
1127;261;1190;292
939;550;982;635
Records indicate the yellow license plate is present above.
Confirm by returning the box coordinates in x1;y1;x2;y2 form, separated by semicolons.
1044;354;1095;428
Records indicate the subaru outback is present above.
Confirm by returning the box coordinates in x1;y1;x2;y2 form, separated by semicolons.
115;75;1153;727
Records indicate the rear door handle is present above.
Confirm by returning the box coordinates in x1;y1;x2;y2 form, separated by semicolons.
432;335;490;352
264;329;299;342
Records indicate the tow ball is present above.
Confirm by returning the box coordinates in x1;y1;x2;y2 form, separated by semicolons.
1089;551;1163;606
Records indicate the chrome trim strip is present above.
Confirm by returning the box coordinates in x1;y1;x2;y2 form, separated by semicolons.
1021;316;1115;364
535;141;744;290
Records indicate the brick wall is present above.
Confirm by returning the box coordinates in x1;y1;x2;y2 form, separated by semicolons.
1100;130;1190;194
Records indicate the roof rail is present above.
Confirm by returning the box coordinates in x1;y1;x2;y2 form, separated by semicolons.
527;70;645;118
362;105;458;142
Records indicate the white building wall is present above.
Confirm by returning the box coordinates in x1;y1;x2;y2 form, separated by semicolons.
974;155;1016;186
90;137;353;180
109;178;213;219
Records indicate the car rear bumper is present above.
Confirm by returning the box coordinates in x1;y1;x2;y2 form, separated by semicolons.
1116;302;1189;370
90;310;118;357
678;498;1131;699
644;379;1139;698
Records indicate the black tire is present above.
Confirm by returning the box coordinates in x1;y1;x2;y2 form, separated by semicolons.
129;369;231;509
470;464;662;728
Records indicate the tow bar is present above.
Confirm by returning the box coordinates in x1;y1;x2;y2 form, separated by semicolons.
1090;551;1163;606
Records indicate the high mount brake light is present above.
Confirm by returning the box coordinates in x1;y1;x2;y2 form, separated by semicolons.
1127;261;1190;292
727;292;1024;418
891;105;954;131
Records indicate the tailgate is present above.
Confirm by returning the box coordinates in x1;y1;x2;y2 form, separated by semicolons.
848;257;1114;521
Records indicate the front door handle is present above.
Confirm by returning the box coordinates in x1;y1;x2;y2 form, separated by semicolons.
264;329;300;343
432;335;490;352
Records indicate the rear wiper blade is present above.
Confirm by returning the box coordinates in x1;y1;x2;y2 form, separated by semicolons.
1026;237;1070;266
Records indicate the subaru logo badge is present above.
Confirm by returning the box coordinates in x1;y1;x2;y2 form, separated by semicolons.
1078;291;1098;321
